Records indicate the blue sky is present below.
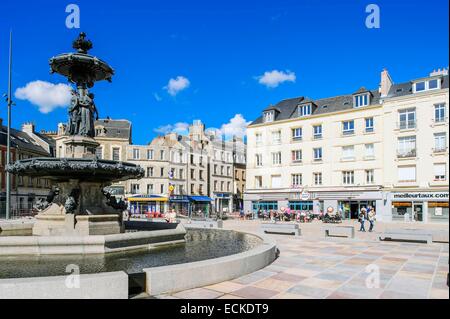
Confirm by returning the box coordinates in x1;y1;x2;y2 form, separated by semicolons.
0;0;448;144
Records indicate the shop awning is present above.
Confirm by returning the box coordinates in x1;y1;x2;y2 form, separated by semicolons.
189;196;213;202
127;195;168;202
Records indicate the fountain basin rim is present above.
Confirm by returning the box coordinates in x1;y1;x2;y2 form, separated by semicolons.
5;157;144;182
0;223;187;256
143;228;277;295
50;52;114;81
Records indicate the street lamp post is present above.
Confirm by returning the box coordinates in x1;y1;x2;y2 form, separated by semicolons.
5;31;13;220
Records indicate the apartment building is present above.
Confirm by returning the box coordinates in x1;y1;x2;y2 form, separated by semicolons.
90;119;246;216
1;121;54;218
54;118;132;163
244;68;449;223
381;69;449;223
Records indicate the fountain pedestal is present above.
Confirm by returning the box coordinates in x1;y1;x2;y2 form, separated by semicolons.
63;136;99;159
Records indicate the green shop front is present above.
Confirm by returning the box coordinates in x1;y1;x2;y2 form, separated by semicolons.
169;195;213;218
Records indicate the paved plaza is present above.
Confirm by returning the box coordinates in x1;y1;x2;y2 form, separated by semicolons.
153;219;449;299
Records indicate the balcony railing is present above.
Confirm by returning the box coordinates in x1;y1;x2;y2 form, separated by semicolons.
433;117;448;124
397;121;416;130
342;130;354;136
397;149;416;158
433;147;448;153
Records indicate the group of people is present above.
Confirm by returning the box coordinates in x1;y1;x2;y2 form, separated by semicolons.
239;209;318;223
238;206;376;232
358;206;376;232
123;209;178;223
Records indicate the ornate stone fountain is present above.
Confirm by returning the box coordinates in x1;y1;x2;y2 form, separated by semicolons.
6;33;144;236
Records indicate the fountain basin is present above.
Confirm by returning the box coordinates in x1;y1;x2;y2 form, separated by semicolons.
0;223;186;256
0;228;277;299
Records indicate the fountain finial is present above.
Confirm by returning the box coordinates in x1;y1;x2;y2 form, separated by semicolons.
72;32;93;54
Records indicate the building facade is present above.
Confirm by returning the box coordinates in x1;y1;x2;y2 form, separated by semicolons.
1;121;54;218
88;119;246;216
244;68;449;223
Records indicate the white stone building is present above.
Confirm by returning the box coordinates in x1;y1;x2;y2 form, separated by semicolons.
90;119;246;217
244;68;449;223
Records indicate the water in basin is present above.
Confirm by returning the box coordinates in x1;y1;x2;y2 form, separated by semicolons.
0;229;262;279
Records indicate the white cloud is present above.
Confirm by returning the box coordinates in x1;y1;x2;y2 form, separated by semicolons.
164;76;190;96
257;69;296;88
155;115;251;140
15;80;72;113
154;122;189;135
205;114;251;140
219;114;251;139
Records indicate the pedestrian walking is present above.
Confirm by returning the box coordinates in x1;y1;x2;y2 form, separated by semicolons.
358;208;366;232
368;207;376;232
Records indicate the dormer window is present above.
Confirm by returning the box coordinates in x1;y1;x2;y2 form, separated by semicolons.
354;94;369;107
413;78;441;93
415;81;426;92
263;111;275;123
298;104;312;117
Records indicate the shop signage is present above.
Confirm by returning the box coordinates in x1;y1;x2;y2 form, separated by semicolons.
301;192;310;200
289;192;311;201
215;193;230;198
392;192;449;201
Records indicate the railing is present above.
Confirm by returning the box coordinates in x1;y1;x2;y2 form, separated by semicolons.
433;147;448;153
432;117;448;124
9;208;38;219
397;121;416;130
397;149;417;158
342;130;354;136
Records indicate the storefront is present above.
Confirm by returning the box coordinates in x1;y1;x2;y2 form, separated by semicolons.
288;201;313;212
390;191;449;223
169;195;189;217
251;201;278;212
214;193;232;216
428;201;449;223
245;190;382;218
288;191;313;212
338;200;376;219
189;196;213;218
127;195;168;216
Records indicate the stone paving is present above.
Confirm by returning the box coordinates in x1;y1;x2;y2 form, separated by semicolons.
154;219;449;299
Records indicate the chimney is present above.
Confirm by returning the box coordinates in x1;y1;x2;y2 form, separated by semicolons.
22;122;35;135
430;67;449;77
57;123;66;136
189;119;205;141
167;132;178;141
379;68;393;98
